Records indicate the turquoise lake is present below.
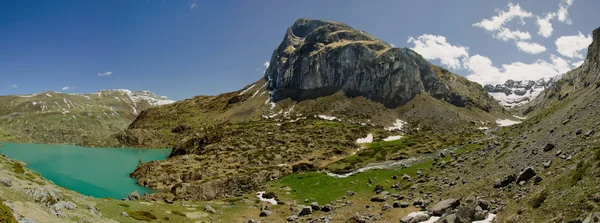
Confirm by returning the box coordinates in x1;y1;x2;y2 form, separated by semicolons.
0;142;170;199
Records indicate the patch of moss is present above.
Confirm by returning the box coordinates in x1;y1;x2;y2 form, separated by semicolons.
12;162;24;174
127;211;157;221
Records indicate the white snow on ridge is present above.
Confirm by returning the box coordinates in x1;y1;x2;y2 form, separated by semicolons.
496;119;521;126
385;119;407;131
96;89;175;106
356;134;373;144
488;88;543;108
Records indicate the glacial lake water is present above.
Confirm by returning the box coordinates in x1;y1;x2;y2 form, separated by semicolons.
0;142;170;199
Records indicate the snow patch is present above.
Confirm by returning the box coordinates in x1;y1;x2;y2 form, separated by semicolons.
385;119;407;131
317;115;337;121
257;192;277;205
513;115;527;120
472;214;496;223
478;127;490;130
356;134;373;144
496;119;522;126
383;135;402;141
238;84;256;95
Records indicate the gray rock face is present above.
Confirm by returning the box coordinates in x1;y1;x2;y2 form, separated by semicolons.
204;205;216;214
0;178;12;187
584;212;600;223
264;18;496;111
310;202;320;211
26;187;62;206
431;199;460;216
299;206;312;216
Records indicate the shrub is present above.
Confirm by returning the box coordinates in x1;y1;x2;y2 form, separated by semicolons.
571;161;588;185
127;211;157;221
531;190;548;208
12;162;24;174
0;202;17;223
118;203;130;207
171;211;186;217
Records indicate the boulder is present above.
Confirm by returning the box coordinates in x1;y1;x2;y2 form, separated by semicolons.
402;174;412;181
400;216;414;223
128;190;141;201
287;215;298;222
400;201;410;208
26;187;62;206
259;209;273;217
299;206;312;216
431;198;460;216
321;204;332;212
122;212;129;217
393;201;400;208
0;178;12;187
381;203;391;212
586;130;596;137
516;167;537;183
373;185;384;194
493;175;516;188
346;190;356;196
370;196;387;202
543;143;556;152
584;212;600;223
310;202;320;211
204;205;216;214
436;214;459;223
543;160;552;169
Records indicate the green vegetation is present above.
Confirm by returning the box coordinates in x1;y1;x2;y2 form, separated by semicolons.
118;203;130;207
571;161;589;186
0;202;17;223
12;162;24;174
327;132;482;173
126;211;157;221
171;210;186;217
531;190;549;209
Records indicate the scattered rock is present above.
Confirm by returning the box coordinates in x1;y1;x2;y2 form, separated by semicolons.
370;196;387;202
122;212;129;217
259;209;273;217
393;201;400;208
543;143;556;152
287;215;298;222
310;202;320;211
381;203;391;212
373;185;384;194
586;130;596;137
204;205;216;214
0;178;12;187
26;187;62;206
392;175;398;180
493;175;516;188
402;174;412;181
543;160;552;169
516;167;537;183
431;198;460;216
346;191;356;196
576;129;583;135
299;206;312;216
321;204;332;212
584;212;600;223
400;202;410;208
128;190;140;201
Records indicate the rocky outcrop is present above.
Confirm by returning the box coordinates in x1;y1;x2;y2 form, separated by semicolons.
265;18;499;111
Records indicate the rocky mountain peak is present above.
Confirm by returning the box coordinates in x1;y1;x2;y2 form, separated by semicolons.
264;18;499;111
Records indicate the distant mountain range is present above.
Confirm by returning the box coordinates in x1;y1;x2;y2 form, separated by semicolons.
484;75;563;108
0;89;173;144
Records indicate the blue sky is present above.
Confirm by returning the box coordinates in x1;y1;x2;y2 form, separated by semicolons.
1;0;599;100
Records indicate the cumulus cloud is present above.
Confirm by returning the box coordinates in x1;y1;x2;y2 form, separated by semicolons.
464;54;572;85
98;71;112;76
536;12;556;38
558;0;574;24
390;44;396;47
9;84;17;88
62;86;73;91
555;32;593;59
407;34;469;69
473;3;533;32
516;41;547;54
263;61;270;68
190;0;197;10
495;28;531;41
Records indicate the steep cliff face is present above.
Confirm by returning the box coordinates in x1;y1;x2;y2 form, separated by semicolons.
265;18;500;111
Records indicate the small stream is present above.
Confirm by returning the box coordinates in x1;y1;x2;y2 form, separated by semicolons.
326;146;460;178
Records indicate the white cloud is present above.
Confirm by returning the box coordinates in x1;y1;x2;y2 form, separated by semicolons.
190;1;197;10
9;84;17;89
98;71;112;76
407;34;469;69
464;54;572;85
495;28;531;41
516;41;547;54
555;32;593;59
62;86;73;91
557;0;574;24
473;3;533;32
390;44;396;47
571;60;584;67
263;61;270;68
536;12;556;38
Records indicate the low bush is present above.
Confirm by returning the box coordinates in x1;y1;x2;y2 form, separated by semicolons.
127;211;157;221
